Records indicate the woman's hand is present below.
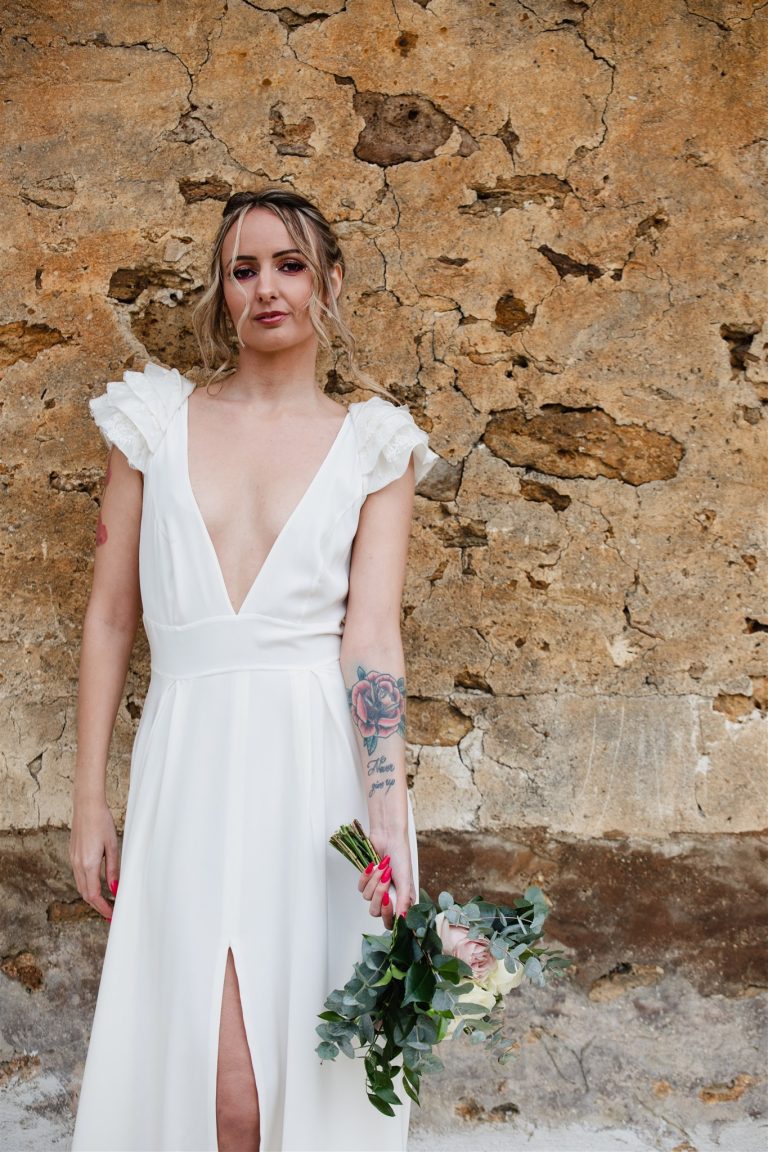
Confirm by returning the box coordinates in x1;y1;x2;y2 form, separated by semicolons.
357;834;416;931
69;797;120;921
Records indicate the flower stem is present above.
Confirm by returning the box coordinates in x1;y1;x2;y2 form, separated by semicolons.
329;821;381;872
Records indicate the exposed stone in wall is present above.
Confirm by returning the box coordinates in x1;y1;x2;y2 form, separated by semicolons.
0;322;68;370
417;829;768;996
353;92;477;165
484;405;685;484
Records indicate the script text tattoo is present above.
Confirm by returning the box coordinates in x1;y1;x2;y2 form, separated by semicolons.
367;753;396;799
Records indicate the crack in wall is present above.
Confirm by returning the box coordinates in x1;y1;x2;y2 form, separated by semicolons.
241;0;349;22
369;171;421;306
683;0;768;31
456;729;482;828
60;36;196;95
566;27;616;172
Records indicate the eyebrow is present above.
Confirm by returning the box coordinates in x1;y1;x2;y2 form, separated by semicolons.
226;249;302;267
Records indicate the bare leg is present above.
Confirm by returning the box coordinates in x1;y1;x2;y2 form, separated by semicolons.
216;947;260;1151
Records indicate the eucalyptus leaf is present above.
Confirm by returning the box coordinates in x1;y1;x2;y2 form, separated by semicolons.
419;1052;445;1073
430;987;455;1012
402;1077;420;1104
405;906;427;928
376;1086;402;1106
454;1001;490;1016
367;1093;395;1118
403;1064;421;1090
431;954;460;972
524;955;544;985
403;963;436;1008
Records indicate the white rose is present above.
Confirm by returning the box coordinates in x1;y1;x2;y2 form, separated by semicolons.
480;957;524;997
445;982;497;1038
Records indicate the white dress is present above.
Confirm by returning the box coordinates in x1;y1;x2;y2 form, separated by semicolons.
71;363;439;1152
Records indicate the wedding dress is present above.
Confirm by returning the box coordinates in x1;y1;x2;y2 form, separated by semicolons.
71;362;439;1152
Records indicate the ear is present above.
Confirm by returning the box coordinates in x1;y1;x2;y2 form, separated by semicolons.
330;261;343;301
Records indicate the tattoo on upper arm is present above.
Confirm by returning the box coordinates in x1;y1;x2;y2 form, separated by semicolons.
95;453;113;547
347;665;406;755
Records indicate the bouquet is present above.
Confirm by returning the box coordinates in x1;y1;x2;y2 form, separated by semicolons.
316;821;569;1116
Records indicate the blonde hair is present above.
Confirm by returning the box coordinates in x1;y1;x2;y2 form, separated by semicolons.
192;187;388;396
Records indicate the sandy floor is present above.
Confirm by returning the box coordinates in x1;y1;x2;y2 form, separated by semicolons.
1;1070;766;1152
409;1118;768;1151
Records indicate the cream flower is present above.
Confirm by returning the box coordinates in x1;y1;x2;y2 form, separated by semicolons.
445;982;497;1037
481;957;524;997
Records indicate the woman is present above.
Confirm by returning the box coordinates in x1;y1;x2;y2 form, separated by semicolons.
69;187;439;1151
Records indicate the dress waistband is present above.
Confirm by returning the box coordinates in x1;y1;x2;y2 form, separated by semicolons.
142;613;342;679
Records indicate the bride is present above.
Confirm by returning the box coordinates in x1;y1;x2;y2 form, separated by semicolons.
70;187;437;1151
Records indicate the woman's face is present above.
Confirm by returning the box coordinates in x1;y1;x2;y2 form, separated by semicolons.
220;206;339;355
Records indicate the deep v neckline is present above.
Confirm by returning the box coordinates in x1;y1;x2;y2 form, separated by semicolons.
183;397;351;618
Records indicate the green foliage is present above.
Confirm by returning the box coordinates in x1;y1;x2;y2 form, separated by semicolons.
318;827;572;1115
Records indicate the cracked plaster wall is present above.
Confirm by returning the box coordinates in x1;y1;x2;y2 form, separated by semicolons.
2;0;765;836
1;2;767;1134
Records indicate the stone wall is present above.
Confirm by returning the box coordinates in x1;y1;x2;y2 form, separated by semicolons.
1;0;766;1146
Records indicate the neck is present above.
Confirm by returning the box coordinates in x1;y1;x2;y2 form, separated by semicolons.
223;335;323;407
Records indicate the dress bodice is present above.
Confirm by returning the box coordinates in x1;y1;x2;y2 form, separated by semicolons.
89;363;440;641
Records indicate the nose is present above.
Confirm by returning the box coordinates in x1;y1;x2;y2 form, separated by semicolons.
255;264;277;300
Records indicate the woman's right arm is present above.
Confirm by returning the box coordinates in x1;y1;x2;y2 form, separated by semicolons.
69;444;143;920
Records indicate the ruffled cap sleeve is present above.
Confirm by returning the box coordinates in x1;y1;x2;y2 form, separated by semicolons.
354;395;440;497
88;362;195;472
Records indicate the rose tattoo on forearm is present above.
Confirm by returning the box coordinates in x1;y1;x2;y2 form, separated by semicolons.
347;666;406;756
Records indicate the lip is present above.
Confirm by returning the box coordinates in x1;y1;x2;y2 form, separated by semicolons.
254;311;288;324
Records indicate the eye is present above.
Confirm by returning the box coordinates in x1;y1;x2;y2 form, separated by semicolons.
232;265;256;280
280;260;306;273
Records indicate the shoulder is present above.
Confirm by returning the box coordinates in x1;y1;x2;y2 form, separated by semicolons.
347;395;440;496
88;361;195;473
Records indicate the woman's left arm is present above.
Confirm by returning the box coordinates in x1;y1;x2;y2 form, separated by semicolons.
341;455;419;930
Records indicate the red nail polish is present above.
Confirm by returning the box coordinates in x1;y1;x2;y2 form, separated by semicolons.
381;866;392;884
109;879;118;895
382;893;390;907
377;855;390;870
364;862;375;874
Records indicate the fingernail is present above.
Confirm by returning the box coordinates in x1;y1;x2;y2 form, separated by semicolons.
382;893;390;907
109;879;118;895
106;915;112;922
364;862;375;874
377;855;390;870
380;866;392;884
